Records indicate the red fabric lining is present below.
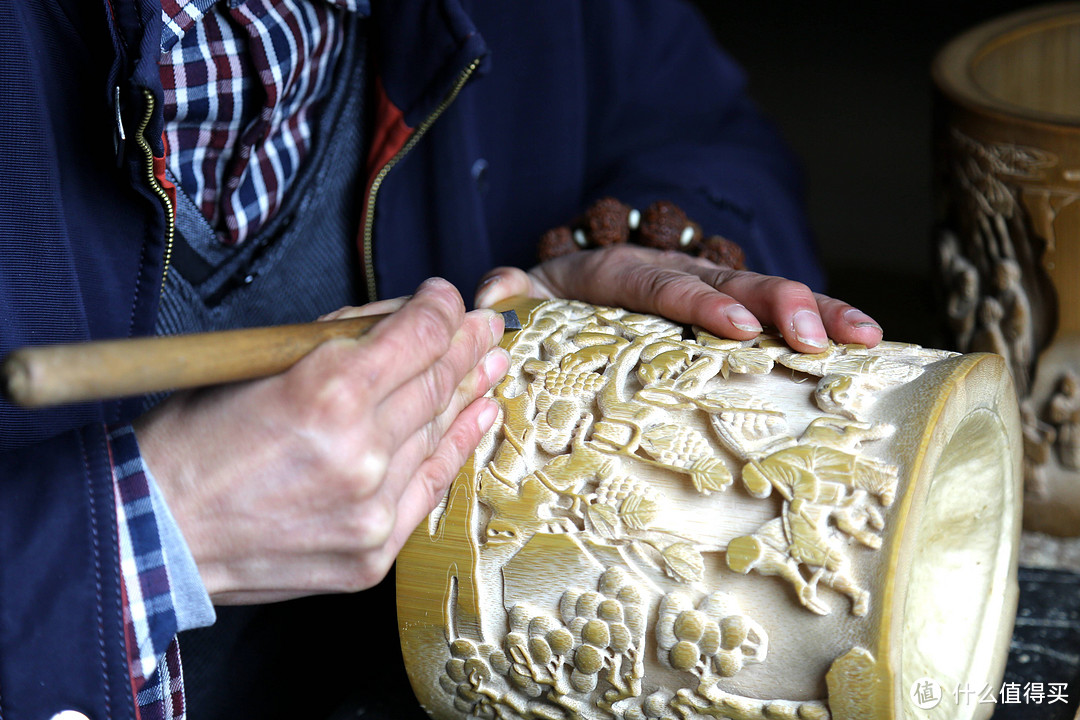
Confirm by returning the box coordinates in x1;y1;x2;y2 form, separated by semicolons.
119;577;143;719
358;76;413;259
155;133;177;215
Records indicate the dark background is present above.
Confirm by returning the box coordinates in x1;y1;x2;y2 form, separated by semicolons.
691;1;1044;348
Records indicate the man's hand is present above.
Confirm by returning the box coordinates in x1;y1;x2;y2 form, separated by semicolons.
474;245;882;353
135;278;509;604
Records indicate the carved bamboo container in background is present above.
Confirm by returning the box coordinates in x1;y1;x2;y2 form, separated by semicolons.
933;3;1080;535
397;298;1022;720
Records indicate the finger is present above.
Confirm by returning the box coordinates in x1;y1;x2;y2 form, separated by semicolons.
814;293;883;347
368;308;504;450
524;244;649;305
527;246;766;339
362;396;502;586
712;273;885;351
608;262;764;340
687;269;830;353
374;344;509;505
475;266;551;308
354;277;467;392
318;296;409;321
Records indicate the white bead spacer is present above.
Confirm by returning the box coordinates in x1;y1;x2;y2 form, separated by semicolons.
680;225;695;247
628;208;640;230
573;229;589;248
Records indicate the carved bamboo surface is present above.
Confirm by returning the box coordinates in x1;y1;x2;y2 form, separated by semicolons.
933;4;1080;535
397;298;1022;720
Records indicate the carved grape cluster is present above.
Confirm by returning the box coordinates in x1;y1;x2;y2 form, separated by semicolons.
656;591;767;679
542;366;607;399
504;606;571;698
641;424;713;468
622;690;678;720
559;566;646;693
439;638;507;717
640;424;733;494
593;473;657;509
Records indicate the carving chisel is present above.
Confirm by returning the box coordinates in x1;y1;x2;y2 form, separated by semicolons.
2;309;521;408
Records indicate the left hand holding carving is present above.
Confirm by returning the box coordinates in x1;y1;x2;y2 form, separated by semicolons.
474;244;883;354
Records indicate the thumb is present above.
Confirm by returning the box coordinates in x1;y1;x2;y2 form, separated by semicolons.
474;266;537;308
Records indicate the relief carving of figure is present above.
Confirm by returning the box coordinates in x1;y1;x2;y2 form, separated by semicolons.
724;420;896;616
1020;400;1056;497
970;296;1010;362
937;130;1064;400
992;258;1034;394
1048;371;1080;471
938;230;981;351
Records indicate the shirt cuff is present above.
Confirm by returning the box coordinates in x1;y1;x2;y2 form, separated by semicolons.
109;424;215;682
148;465;216;632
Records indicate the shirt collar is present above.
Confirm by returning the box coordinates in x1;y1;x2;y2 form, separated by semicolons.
160;0;370;54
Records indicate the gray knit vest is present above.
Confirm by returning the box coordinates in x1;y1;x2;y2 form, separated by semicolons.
153;24;364;344
165;15;372;718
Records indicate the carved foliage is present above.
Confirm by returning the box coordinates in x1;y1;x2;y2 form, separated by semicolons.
441;568;832;720
438;300;949;718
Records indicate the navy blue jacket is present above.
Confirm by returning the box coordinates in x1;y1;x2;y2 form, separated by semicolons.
0;0;818;716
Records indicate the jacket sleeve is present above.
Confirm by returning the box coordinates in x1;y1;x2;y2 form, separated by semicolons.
0;3;180;715
578;0;823;289
111;425;215;681
0;423;214;718
0;427;138;719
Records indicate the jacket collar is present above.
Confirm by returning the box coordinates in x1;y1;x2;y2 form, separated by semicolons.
369;0;490;129
105;0;489;148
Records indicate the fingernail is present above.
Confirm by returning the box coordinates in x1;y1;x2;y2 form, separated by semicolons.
477;399;500;432
792;309;828;349
488;309;505;344
483;347;510;382
420;277;449;292
725;304;762;332
475;275;501;308
844;308;882;331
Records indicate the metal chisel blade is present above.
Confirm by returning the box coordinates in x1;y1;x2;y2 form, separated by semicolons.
500;309;522;331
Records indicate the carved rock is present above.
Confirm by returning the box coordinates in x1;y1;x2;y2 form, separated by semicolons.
933;5;1080;535
397;298;1022;720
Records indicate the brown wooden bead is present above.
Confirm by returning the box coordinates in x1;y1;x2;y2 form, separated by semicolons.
580;197;632;246
638;200;691;251
698;235;747;270
537;226;579;261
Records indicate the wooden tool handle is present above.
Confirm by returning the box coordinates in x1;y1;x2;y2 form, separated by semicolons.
2;314;384;408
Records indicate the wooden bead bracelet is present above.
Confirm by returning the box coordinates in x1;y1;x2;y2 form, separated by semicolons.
538;197;747;270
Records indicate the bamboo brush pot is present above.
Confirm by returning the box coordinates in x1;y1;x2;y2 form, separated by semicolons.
396;298;1022;720
933;3;1080;535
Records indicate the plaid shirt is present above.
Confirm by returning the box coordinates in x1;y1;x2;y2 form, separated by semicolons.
110;2;368;718
159;0;364;246
111;425;186;720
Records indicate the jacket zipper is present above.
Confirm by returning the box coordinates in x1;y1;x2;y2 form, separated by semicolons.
360;57;482;303
134;88;176;294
